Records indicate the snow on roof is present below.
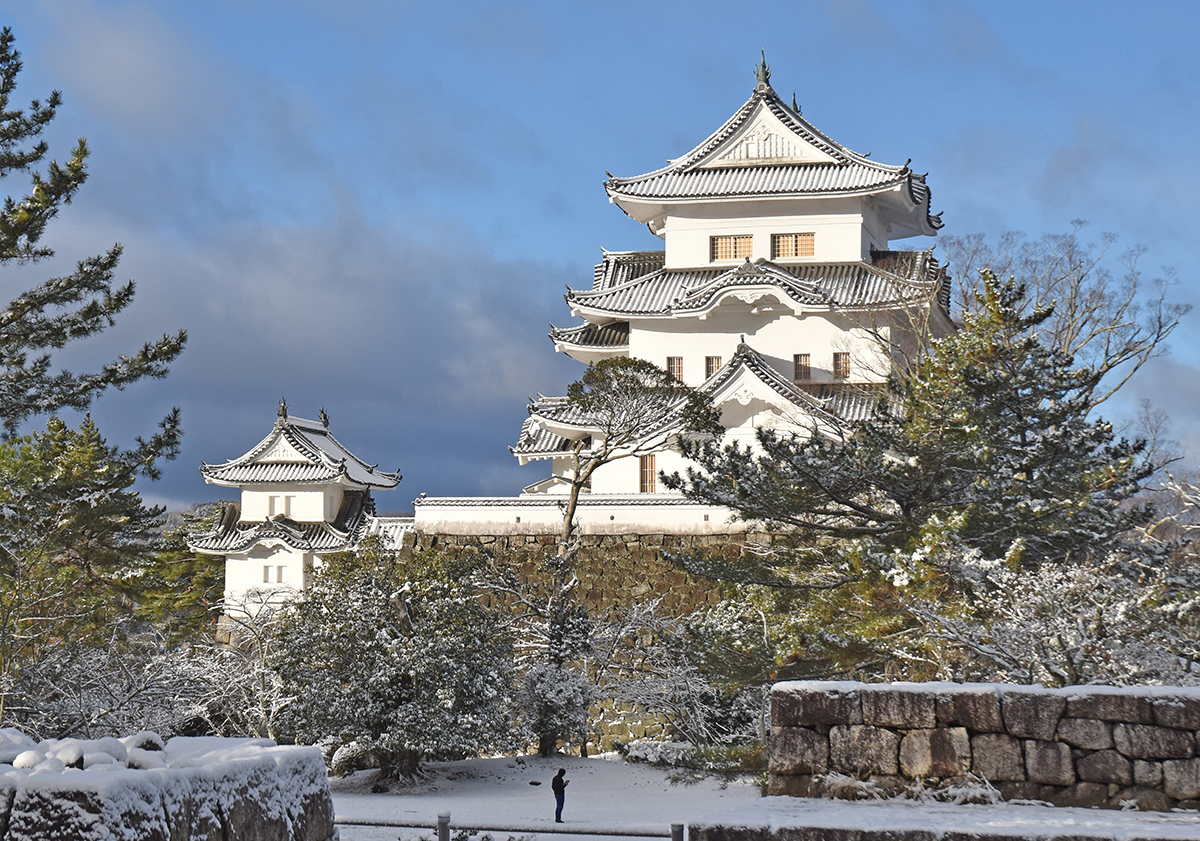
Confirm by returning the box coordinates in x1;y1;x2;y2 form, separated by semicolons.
200;410;400;490
605;80;942;236
568;251;947;320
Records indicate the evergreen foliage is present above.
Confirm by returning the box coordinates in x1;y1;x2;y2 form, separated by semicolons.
667;271;1178;682
273;540;515;778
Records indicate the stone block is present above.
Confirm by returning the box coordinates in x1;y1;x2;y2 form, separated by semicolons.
1133;759;1162;787
1055;717;1113;750
1024;740;1075;786
688;825;767;841
859;833;937;841
1076;750;1132;785
767;774;823;798
772;829;863;841
829;725;900;776
1066;691;1154;723
1112;723;1195;759
773;685;861;727
1163;757;1200;800
770;727;828;775
995;781;1042;801
1049;781;1109;808
1152;696;1200;730
860;686;935;729
935;690;1003;732
899;728;971;779
970;733;1024;782
1000;690;1065;741
1108;786;1175;812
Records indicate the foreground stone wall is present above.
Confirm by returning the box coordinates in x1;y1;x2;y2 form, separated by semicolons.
0;738;334;841
771;680;1200;812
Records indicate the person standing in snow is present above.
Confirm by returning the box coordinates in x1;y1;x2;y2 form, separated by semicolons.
552;768;569;822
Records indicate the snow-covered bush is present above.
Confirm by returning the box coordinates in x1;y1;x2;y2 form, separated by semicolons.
273;540;516;778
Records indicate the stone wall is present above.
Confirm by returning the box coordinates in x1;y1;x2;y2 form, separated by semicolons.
770;680;1200;812
401;531;771;615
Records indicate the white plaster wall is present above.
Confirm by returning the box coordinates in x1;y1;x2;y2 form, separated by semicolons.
240;487;336;522
223;543;311;608
627;310;892;387
587;447;691;494
414;496;744;535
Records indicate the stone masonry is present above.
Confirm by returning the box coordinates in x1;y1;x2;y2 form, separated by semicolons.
770;681;1200;812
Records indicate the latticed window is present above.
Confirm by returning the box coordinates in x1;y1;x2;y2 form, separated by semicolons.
833;352;850;379
640;454;656;493
772;232;815;259
263;565;271;584
667;357;683;381
705;356;722;378
793;353;811;381
710;235;753;261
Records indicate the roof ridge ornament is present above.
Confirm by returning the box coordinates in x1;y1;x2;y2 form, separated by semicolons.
754;51;771;88
319;407;329;427
278;397;288;420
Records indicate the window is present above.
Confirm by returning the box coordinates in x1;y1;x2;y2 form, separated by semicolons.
705;356;722;378
276;565;285;584
666;357;683;381
772;232;815;259
263;565;271;584
793;353;811;381
639;454;656;493
710;235;753;261
833;352;850;379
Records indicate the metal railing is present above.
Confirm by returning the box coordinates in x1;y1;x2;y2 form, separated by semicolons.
334;812;684;841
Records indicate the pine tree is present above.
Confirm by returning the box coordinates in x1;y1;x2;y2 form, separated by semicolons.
0;26;185;434
667;272;1164;678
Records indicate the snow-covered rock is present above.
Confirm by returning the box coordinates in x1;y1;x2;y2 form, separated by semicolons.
0;732;334;840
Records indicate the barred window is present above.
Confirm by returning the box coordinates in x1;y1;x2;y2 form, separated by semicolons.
640;454;656;493
705;356;722;378
667;357;683;381
263;565;271;584
276;565;285;584
710;235;753;261
772;232;815;259
833;352;850;379
793;353;811;381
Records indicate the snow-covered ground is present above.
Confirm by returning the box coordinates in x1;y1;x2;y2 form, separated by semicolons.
331;754;1200;841
331;754;758;841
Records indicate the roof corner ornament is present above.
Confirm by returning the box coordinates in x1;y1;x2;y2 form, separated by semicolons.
791;90;801;115
319;407;330;427
754;51;771;88
278;397;288;420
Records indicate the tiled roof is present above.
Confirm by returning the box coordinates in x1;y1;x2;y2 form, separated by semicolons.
593;250;665;290
569;251;947;319
604;82;942;235
510;344;885;464
187;491;404;554
549;321;629;350
200;414;400;490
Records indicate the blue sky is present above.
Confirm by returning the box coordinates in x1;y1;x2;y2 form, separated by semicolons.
3;0;1199;513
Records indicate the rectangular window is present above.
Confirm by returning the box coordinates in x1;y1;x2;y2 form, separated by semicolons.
283;495;294;517
666;357;683;382
268;495;278;517
710;235;753;261
833;352;851;379
639;454;656;494
705;356;722;378
772;232;815;259
793;353;811;381
263;565;271;584
276;565;285;584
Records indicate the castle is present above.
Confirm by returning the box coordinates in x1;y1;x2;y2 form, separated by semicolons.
190;59;949;605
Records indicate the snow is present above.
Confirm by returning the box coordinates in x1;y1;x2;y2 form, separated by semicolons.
331;754;1200;841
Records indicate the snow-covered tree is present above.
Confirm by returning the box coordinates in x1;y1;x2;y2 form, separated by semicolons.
273;540;515;778
667;271;1178;679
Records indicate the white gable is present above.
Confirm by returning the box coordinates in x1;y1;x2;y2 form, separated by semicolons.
257;434;308;464
699;105;836;168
